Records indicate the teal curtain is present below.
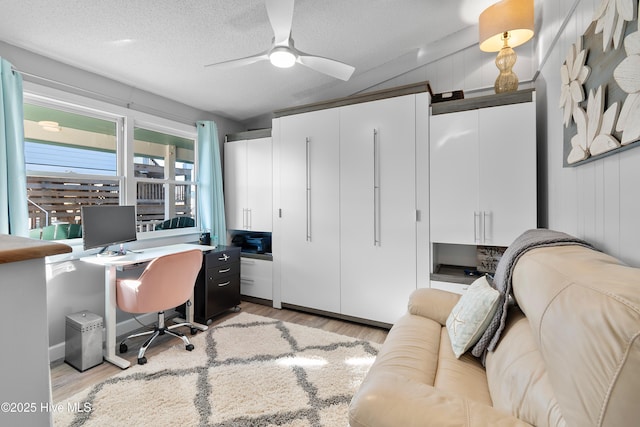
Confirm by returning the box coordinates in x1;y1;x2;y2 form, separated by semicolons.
0;58;28;236
197;120;226;244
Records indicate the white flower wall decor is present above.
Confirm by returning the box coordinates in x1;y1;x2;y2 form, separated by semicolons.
559;39;591;128
613;19;640;144
568;86;620;164
562;0;640;166
593;0;637;51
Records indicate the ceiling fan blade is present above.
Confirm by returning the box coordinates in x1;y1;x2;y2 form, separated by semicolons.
297;53;355;81
204;51;269;69
265;0;294;45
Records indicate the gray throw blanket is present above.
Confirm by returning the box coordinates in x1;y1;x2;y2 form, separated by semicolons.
471;228;594;360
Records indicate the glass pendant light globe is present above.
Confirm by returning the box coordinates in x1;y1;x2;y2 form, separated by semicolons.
269;47;296;68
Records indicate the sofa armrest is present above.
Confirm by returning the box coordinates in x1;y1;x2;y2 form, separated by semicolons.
407;288;461;326
349;372;532;427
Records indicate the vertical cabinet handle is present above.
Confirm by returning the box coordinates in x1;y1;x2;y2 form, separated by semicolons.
306;137;312;242
242;208;246;230
474;211;480;243
483;211;489;243
243;208;251;230
373;129;381;246
247;208;252;230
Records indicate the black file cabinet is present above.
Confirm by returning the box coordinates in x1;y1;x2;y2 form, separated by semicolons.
193;246;241;324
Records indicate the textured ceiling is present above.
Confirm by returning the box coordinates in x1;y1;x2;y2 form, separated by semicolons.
0;0;498;123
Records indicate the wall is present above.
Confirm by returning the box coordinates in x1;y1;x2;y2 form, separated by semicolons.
373;0;639;268
535;0;640;267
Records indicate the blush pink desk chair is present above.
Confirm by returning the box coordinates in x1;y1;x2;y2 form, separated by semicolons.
116;249;203;365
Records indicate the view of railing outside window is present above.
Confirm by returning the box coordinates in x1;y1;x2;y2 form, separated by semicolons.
23;101;197;240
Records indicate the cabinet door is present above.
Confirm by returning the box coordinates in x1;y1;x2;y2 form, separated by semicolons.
246;137;273;232
479;102;536;246
224;141;248;231
340;95;417;324
278;109;341;313
430;109;480;245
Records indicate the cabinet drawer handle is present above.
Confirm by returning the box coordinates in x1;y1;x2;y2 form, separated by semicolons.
218;254;231;261
219;267;231;273
241;259;256;265
241;278;255;284
218;281;231;287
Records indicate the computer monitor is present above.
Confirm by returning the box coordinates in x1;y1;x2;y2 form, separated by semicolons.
81;205;137;254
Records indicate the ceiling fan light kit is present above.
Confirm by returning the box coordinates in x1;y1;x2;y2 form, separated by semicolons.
205;0;355;81
269;46;296;68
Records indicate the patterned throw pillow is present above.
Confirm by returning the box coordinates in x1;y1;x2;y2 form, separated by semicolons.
446;276;500;358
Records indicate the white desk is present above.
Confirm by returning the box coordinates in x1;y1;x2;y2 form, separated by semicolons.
81;243;212;369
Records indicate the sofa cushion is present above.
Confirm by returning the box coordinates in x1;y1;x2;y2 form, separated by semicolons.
485;307;565;427
350;312;527;427
446;276;500;358
512;245;640;427
435;328;493;406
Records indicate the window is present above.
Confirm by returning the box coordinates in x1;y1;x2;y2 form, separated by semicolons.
23;97;198;240
133;126;197;231
24;103;121;232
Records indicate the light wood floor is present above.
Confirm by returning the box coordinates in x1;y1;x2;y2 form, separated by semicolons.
50;301;389;403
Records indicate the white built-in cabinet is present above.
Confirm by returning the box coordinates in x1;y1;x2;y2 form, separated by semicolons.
272;84;430;325
224;136;272;232
275;108;341;313
430;94;536;247
429;90;536;288
339;96;419;324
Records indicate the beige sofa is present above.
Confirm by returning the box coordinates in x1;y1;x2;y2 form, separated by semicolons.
349;244;640;426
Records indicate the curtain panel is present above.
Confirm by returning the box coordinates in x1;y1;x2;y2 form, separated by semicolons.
196;120;226;244
0;58;28;236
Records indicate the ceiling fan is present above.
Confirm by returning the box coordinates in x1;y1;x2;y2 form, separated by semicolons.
204;0;355;81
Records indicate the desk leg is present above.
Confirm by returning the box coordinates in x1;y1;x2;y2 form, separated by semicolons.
187;291;208;331
174;291;208;331
104;265;131;369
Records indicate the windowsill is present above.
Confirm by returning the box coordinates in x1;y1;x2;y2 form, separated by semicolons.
44;228;201;264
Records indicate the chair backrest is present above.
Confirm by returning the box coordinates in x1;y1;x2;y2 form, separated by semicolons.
118;249;203;313
68;223;82;238
42;223;70;240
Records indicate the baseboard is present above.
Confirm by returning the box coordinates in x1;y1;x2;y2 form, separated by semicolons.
48;312;162;363
281;303;392;330
241;295;273;307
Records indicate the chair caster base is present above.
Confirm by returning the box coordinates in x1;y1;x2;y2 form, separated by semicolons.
138;356;147;365
186;344;194;351
120;343;128;354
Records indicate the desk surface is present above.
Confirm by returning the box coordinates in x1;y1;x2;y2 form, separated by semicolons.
79;243;214;266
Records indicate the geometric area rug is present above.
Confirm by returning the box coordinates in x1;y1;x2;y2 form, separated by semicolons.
54;312;380;426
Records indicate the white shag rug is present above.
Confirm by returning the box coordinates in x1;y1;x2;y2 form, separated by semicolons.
54;312;380;427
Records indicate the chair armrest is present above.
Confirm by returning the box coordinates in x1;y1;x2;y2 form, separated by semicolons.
407;288;461;326
349;372;532;427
